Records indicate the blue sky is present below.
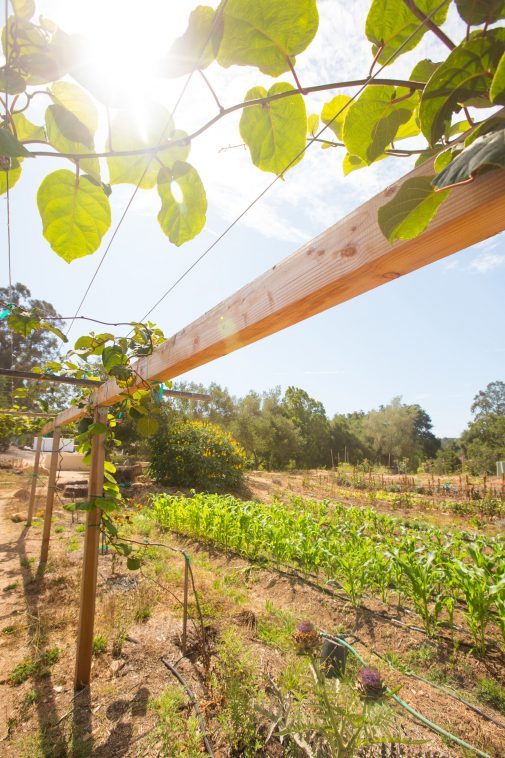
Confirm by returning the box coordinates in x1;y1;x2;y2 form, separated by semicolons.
3;0;505;438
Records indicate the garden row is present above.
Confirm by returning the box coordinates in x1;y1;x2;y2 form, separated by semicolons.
150;493;505;654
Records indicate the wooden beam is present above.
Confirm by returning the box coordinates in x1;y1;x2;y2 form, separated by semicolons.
41;161;505;435
27;435;42;527
39;427;61;566
0;409;53;417
74;407;107;690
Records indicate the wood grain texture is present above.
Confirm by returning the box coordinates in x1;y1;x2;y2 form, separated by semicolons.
39;428;61;565
42;161;505;434
27;435;42;527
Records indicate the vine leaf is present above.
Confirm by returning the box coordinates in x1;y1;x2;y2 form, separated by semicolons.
307;114;319;136
12;113;45;141
321;95;352;141
163;5;221;77
454;0;505;25
3;16;72;84
420;29;505;146
0;65;26;94
491;52;505;105
239;83;306;175
136;416;159;437
0;158;22;195
343;153;367;175
342;85;417;164
365;0;449;67
157;161;207;246
102;345;128;373
432;128;505;190
45;104;100;181
378;176;450;242
107;104;189;189
0;127;32;157
217;0;319;77
12;0;35;19
37;169;112;262
410;58;441;84
127;556;141;571
50;81;98;135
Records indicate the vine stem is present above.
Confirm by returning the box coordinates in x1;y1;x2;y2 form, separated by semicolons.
403;0;455;50
287;56;306;94
23;77;426;161
198;69;224;112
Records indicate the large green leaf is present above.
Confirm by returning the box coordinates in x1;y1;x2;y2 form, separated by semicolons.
3;17;71;85
365;0;449;66
432;128;505;189
0;65;26;93
420;29;505;145
217;0;319;77
45;104;100;181
491;51;505;104
321;95;351;141
50;81;98;135
157;161;207;246
163;5;220;77
378;176;450;242
342;85;417;164
0;127;32;157
0;158;22;195
455;0;505;25
239;83;306;174
37;169;111;262
12;113;45;141
107;104;189;188
410;58;441;83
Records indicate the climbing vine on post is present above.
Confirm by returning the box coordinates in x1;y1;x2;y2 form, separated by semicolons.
0;0;503;257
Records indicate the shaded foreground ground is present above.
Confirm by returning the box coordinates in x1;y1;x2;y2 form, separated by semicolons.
0;474;504;756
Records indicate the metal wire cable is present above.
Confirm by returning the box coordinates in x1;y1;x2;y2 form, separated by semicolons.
137;0;450;324
63;0;230;340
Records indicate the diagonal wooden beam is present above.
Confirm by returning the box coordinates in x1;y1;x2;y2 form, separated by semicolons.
41;160;505;435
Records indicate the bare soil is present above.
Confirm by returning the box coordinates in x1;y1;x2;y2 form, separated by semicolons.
0;475;504;757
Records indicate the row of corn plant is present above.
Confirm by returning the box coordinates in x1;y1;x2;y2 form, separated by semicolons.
149;492;505;654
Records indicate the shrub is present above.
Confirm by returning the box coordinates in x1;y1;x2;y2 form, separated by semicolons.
149;419;246;491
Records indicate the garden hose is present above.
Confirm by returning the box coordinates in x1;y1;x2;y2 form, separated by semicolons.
320;631;492;758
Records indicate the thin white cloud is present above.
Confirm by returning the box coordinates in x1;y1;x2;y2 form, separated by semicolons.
469;252;505;274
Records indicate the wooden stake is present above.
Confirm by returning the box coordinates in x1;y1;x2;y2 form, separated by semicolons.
182;555;189;655
40;427;61;565
74;407;107;690
27;435;42;527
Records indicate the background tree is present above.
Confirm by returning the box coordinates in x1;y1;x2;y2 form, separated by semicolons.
462;381;505;473
282;386;331;468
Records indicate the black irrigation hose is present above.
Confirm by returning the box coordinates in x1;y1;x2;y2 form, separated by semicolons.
161;657;215;758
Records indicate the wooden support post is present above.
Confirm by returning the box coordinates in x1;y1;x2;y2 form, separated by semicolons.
182;555;189;655
74;407;107;690
27;435;42;527
40;427;61;565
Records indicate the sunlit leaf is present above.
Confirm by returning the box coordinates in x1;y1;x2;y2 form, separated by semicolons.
163;5;220;77
50;81;98;135
45;104;100;181
378;176;450;242
239;82;306;174
343;85;417;164
342;153;367;175
455;0;505;25
217;0;319;77
307;114;319;136
157;161;207;246
37;169;111;262
410;58;441;83
0;158;22;194
107;104;189;188
0;127;31;157
12;112;45;141
136;415;159;437
0;65;26;93
87;421;107;435
12;0;35;19
41;320;68;342
491;52;505;104
432;128;505;189
127;556;141;571
3;17;72;84
321;95;351;141
365;0;449;66
420;29;505;145
102;345;128;372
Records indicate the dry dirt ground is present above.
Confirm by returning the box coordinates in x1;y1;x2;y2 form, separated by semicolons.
0;473;504;757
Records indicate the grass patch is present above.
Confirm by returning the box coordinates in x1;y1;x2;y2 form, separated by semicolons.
2;624;18;636
257;601;297;651
75;524;86;533
92;634;108;655
4;581;18;591
54;525;64;533
149;686;202;757
476;678;505;714
134;606;152;623
68;536;79;552
9;658;37;685
9;647;61;685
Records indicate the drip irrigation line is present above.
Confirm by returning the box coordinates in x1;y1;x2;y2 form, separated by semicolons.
320;631;492;758
137;0;450;324
160;657;215;757
63;0;230;341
